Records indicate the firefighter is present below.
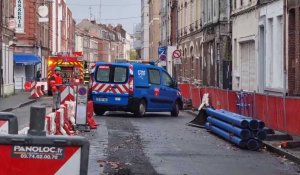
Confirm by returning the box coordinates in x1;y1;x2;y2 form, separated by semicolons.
50;66;63;111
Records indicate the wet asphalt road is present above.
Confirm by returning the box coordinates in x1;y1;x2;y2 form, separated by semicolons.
9;98;300;175
88;111;300;175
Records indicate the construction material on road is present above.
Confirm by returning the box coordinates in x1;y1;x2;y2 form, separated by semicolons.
207;116;251;140
203;108;267;151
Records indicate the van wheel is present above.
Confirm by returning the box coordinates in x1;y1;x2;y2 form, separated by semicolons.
134;100;146;117
94;105;106;116
171;101;180;117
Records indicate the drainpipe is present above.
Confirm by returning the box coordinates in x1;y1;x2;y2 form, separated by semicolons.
283;0;287;133
283;0;287;95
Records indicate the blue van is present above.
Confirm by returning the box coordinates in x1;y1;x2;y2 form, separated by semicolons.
90;61;183;117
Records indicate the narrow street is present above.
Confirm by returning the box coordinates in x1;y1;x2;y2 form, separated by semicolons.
4;97;300;174
87;112;300;175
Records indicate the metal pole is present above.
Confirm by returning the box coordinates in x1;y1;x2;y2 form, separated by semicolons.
226;88;229;111
283;0;288;134
266;92;270;128
0;0;3;97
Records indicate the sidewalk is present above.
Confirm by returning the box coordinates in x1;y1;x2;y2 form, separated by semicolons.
0;91;36;112
184;110;300;165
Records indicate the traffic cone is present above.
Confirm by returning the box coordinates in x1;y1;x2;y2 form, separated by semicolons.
86;101;97;129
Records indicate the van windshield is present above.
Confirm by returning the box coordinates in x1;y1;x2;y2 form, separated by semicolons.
96;65;128;83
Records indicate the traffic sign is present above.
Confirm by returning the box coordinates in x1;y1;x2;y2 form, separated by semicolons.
172;50;182;59
158;47;168;61
159;54;167;61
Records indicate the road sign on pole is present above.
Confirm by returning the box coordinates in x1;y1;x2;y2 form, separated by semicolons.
172;50;182;59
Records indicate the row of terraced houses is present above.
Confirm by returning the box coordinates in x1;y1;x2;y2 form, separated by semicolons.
0;0;134;97
141;0;300;96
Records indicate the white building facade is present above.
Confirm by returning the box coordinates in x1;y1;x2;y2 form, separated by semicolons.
232;0;284;94
232;0;259;92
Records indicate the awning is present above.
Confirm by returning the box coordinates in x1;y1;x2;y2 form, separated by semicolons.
14;54;41;66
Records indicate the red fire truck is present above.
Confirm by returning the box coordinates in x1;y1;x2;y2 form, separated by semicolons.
47;52;84;95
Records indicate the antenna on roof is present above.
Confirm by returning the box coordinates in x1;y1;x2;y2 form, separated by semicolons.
98;0;102;23
89;6;92;20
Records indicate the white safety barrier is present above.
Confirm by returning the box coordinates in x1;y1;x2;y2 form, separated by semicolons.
18;127;29;135
65;101;76;126
45;112;56;135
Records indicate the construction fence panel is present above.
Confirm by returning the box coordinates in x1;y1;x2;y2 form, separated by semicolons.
285;97;300;135
191;87;201;109
179;83;191;100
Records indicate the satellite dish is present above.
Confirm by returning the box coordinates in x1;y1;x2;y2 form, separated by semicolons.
38;5;49;18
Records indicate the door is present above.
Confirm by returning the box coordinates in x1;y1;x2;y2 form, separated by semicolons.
93;64;129;106
146;68;166;111
161;70;177;110
240;41;256;92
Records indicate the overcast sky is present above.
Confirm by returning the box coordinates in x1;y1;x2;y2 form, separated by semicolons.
66;0;141;34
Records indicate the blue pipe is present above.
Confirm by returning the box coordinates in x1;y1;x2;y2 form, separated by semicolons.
247;139;260;151
255;130;267;140
205;122;247;148
207;117;251;140
206;108;249;128
258;121;265;129
217;109;259;130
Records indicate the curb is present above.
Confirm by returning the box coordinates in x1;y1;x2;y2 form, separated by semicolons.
263;142;300;165
183;110;300;165
0;99;37;112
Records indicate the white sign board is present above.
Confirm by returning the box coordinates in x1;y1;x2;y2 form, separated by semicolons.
167;46;177;77
75;85;88;125
39;17;49;23
15;0;24;33
173;58;182;65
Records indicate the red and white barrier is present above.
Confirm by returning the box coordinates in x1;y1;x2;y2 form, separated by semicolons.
45;112;56;135
60;85;76;104
65;101;76;126
0;120;9;134
30;81;48;99
87;101;97;129
45;95;98;135
60;104;75;135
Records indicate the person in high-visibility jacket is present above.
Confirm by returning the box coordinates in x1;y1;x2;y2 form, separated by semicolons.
50;66;63;110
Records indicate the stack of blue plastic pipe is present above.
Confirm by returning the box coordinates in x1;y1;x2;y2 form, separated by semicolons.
205;108;267;151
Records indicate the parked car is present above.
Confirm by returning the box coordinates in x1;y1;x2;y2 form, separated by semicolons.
90;61;183;117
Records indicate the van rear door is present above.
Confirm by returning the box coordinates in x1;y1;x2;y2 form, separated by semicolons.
92;64;130;106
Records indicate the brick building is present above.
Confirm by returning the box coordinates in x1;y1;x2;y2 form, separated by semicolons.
0;0;15;96
12;0;75;91
287;0;300;95
177;0;202;84
76;19;128;66
148;0;161;60
13;0;50;87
